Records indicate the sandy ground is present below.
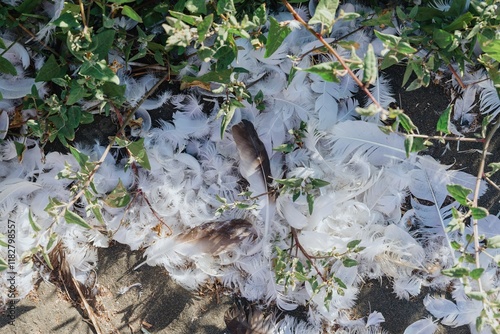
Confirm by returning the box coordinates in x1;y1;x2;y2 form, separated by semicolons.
1;242;472;334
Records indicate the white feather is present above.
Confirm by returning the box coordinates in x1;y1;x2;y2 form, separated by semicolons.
479;80;500;119
424;294;482;327
403;317;438;334
0;110;8;140
366;311;385;327
0;178;41;204
326;120;406;166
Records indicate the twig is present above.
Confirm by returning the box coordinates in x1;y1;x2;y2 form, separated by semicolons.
72;277;103;334
8;15;60;56
484;175;500;191
281;0;385;111
291;227;327;282
448;64;466;90
471;120;500;293
409;134;485;143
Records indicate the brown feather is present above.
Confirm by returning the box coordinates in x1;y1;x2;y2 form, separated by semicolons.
232;119;272;196
177;219;257;255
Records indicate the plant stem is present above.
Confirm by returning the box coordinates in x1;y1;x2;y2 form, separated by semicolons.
410;134;485;143
471;119;500;292
448;64;466;90
291;227;327;282
281;0;384;111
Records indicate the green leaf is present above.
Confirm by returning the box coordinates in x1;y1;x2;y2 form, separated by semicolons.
486;162;500;178
436;105;452;134
342;258;358;267
362;10;394;28
66;81;86;105
104;180;131;208
442;266;469;277
128;138;151;170
35;54;63;82
447;184;472;206
374;30;401;48
197;14;213;43
306;193;314;215
183;68;233;84
80;60;120;84
478;34;500;62
467;291;487;301
53;12;80;29
0;257;7;271
29;209;41;232
334;276;347;289
347;239;361;249
101;83;124;102
471;207;488;220
169;11;202;26
487;235;500;249
273;143;294;153
220;100;243;138
300;62;342;82
0;38;5;50
185;0;206;14
69;146;89;168
443;12;473;32
216;0;236;15
309;0;339;34
14;141;25;161
122;5;143;23
94;29;116;60
265;17;291;58
470;268;485;280
398;113;418;133
362;44;377;85
404;136;427;157
433;29;454;49
64;209;91;229
45;233;57;252
310;178;330;188
0;56;17;76
42;249;53;270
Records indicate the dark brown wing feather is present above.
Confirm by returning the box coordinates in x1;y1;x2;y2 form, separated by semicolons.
232;119;272;195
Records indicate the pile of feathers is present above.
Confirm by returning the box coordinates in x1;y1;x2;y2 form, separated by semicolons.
1;0;500;333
